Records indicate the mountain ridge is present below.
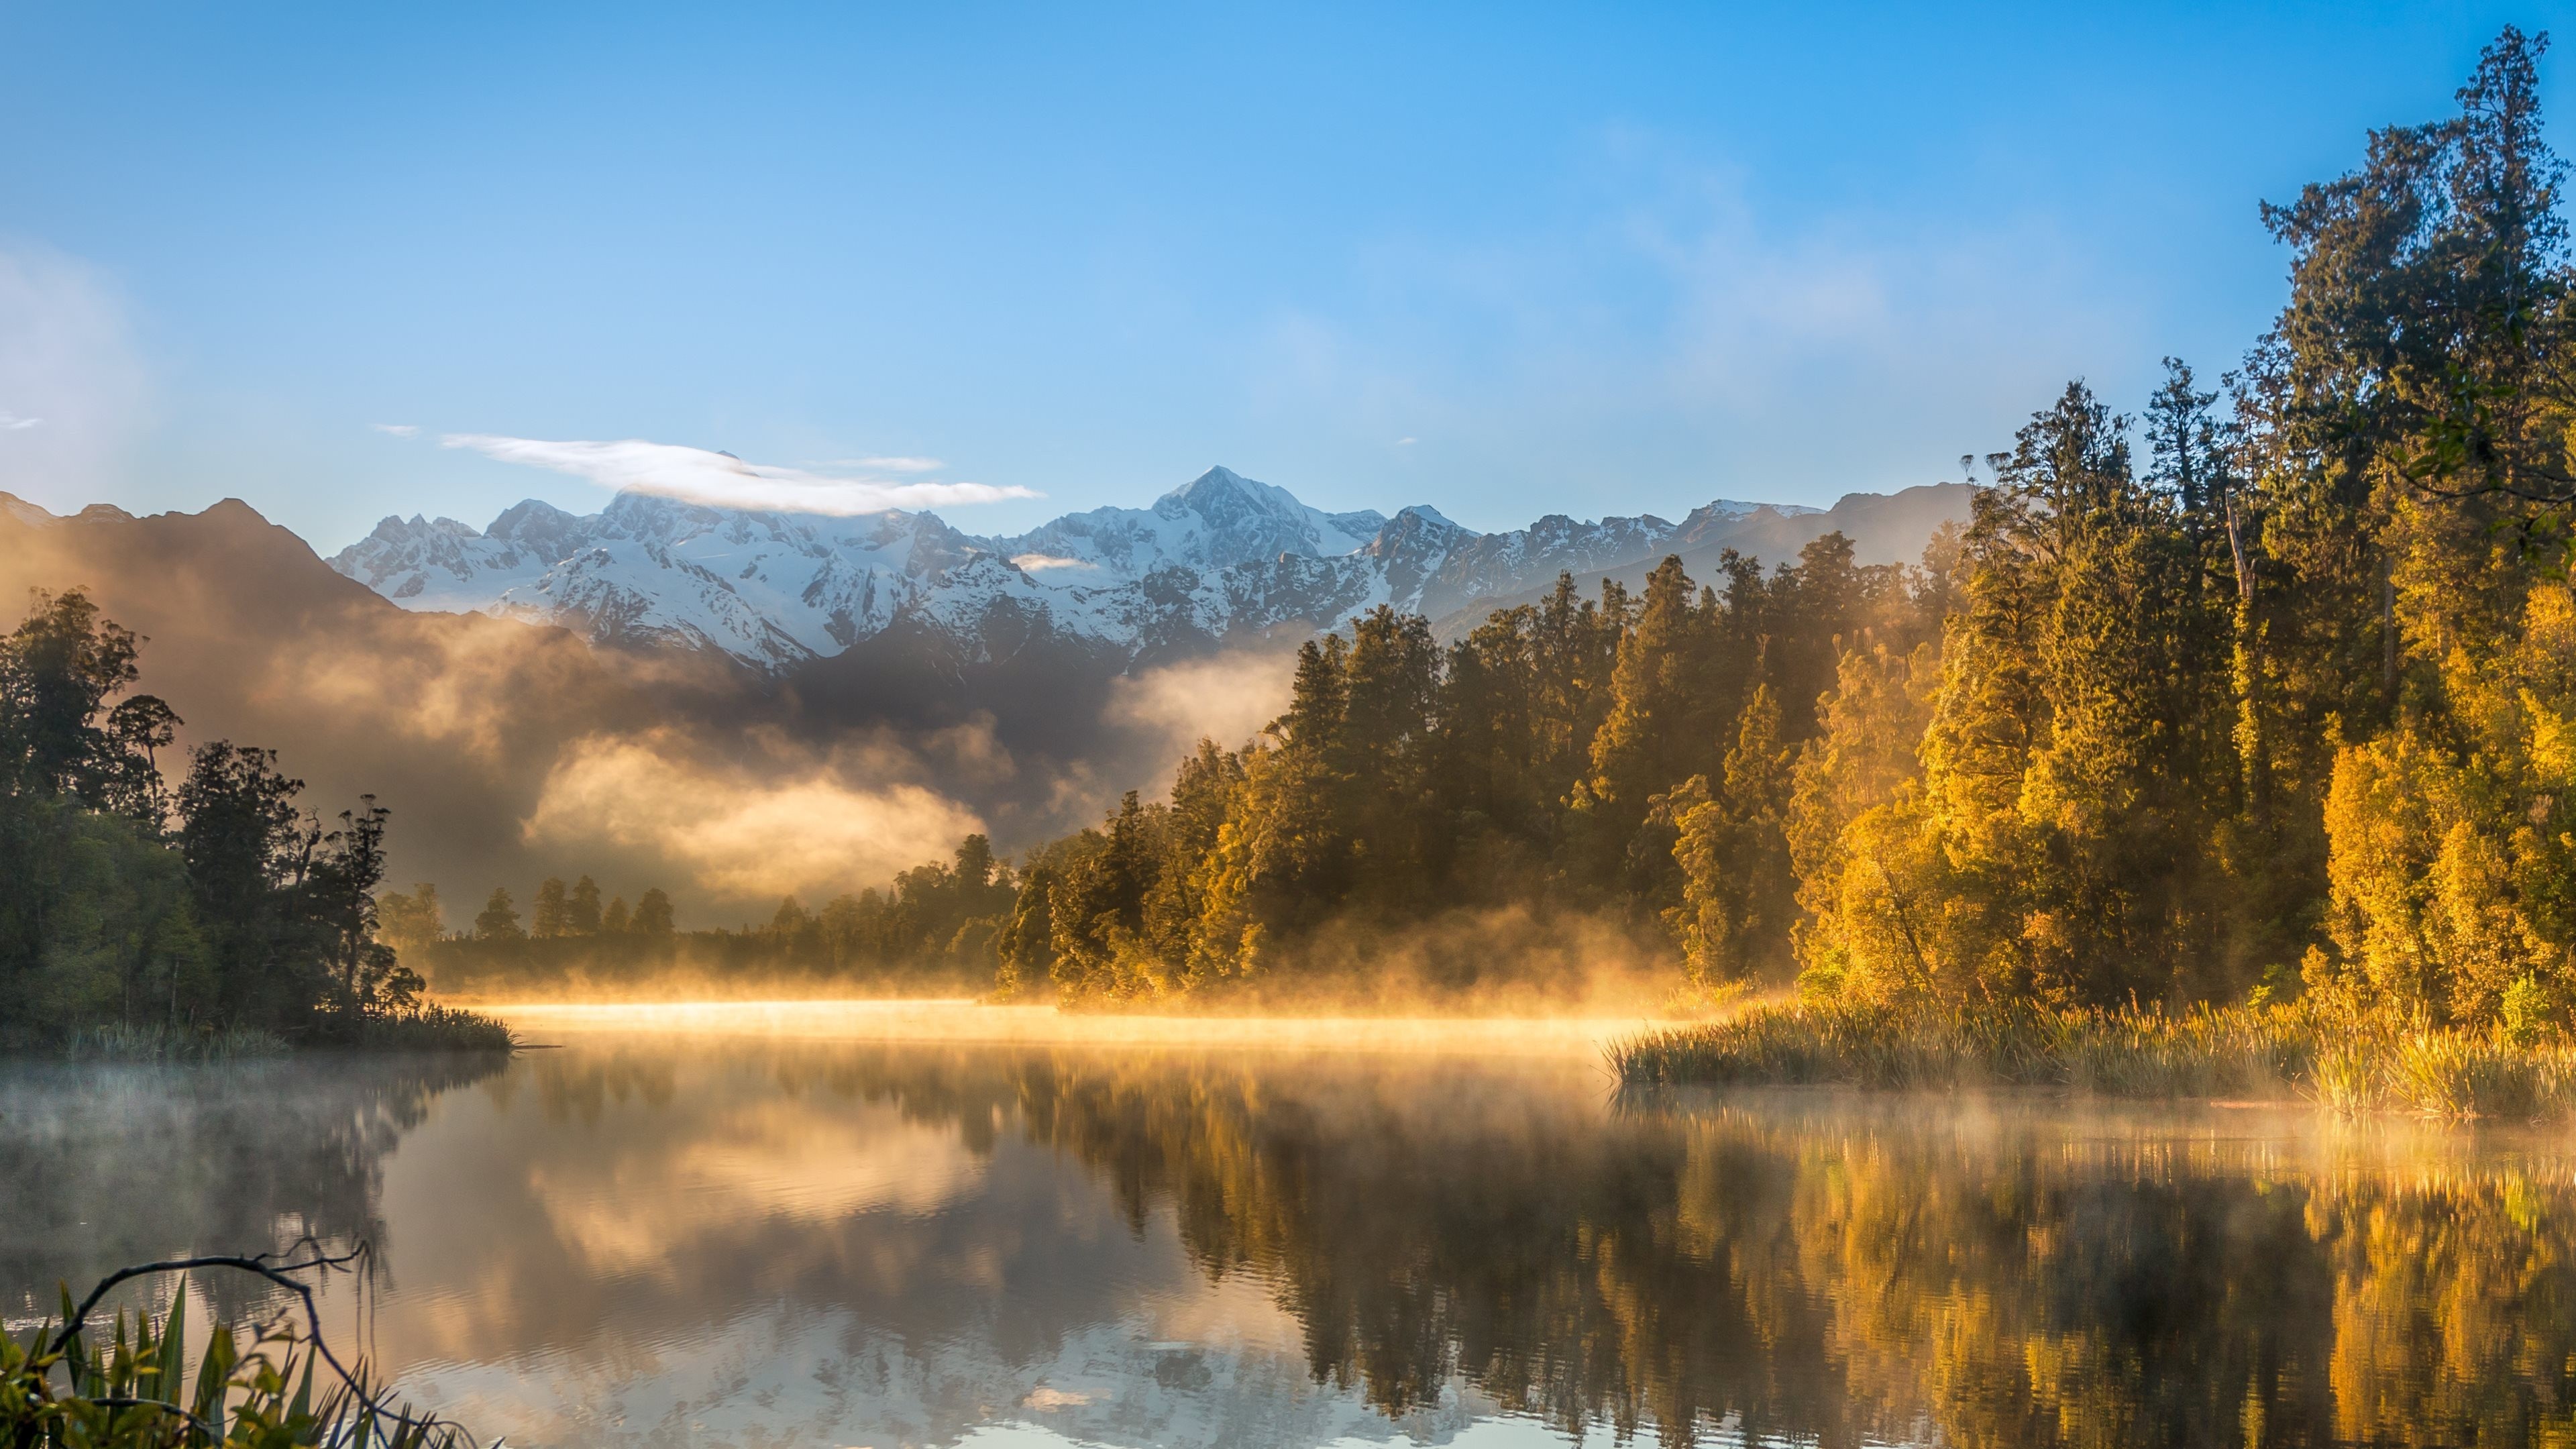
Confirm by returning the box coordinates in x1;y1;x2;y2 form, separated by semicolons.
325;467;1962;672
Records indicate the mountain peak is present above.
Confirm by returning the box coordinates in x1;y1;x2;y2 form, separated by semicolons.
1394;504;1468;532
1157;465;1292;519
0;492;57;529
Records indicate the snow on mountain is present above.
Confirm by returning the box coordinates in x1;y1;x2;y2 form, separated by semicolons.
398;1300;1496;1449
326;467;1858;673
1;492;60;529
333;490;986;672
989;465;1387;581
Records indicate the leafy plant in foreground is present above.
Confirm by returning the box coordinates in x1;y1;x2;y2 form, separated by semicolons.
1;1248;480;1449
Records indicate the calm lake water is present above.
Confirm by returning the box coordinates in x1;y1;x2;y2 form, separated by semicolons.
9;1002;2576;1448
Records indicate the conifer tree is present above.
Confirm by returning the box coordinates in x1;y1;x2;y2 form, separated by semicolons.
474;887;525;941
531;877;572;938
633;888;676;936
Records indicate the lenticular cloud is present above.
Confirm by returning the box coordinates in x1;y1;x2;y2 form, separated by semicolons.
440;433;1036;516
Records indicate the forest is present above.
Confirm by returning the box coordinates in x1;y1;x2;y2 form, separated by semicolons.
825;29;2540;1036
386;839;1012;1000
521;28;2563;1063
0;589;505;1053
400;30;2576;1059
23;30;2576;1076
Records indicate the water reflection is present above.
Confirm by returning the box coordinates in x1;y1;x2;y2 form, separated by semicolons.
9;1030;2576;1446
0;1053;504;1322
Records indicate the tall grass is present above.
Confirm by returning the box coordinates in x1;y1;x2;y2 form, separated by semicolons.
301;1005;515;1053
5;1265;475;1449
60;1006;513;1061
65;1024;292;1063
1613;999;2576;1118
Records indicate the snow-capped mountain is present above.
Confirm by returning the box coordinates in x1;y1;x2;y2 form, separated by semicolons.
328;466;1911;674
991;466;1389;584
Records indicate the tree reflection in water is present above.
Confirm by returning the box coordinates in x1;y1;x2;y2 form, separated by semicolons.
804;1046;2576;1448
9;1040;2576;1448
0;1054;507;1323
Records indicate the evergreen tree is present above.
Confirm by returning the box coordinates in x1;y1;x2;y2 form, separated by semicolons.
378;883;445;956
633;887;676;936
1668;683;1797;986
531;877;572;938
1587;557;1710;826
474;887;525;941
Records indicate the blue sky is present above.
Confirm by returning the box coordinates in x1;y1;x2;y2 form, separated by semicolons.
0;3;2561;547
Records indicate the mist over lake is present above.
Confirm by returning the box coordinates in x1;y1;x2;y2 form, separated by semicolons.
9;1011;2576;1448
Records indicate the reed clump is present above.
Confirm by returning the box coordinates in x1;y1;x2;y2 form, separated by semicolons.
5;1268;474;1449
60;1006;513;1060
65;1024;292;1063
301;1005;515;1054
1613;1000;2576;1118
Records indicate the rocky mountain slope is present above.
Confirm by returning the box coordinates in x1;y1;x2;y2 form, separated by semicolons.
329;466;1971;672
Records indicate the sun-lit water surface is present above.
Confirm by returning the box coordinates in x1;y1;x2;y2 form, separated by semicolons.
11;1006;2576;1448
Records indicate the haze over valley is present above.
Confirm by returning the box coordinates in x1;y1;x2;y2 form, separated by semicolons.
1;468;1966;918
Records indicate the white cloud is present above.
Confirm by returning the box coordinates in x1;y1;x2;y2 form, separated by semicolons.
818;455;943;473
0;413;40;431
438;434;1038;516
1394;435;1417;446
1010;552;1094;572
370;422;419;437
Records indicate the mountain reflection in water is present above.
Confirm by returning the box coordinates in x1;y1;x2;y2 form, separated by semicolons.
7;1020;2576;1448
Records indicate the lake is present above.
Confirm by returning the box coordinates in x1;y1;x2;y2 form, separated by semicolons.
7;1002;2576;1448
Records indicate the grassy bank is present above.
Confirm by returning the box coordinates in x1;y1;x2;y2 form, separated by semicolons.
52;1005;514;1061
1612;1000;2576;1118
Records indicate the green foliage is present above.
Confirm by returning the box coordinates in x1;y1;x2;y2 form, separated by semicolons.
0;590;498;1052
987;529;1908;1006
1;1271;471;1449
64;1023;290;1062
1756;31;2576;1051
1615;1000;2291;1099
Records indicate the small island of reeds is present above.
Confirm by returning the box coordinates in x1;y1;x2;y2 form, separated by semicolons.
1614;998;2576;1120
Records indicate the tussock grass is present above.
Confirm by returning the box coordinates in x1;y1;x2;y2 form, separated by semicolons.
62;1006;514;1061
303;1005;516;1053
66;1024;291;1063
1613;999;2576;1118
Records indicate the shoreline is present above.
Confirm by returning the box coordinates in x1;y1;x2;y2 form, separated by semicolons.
485;998;1665;1056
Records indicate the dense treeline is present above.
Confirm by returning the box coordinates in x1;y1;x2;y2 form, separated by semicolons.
988;29;2576;1033
997;534;1924;1002
390;838;1013;997
0;589;490;1049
